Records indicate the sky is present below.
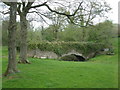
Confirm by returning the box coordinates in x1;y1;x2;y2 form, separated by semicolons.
105;0;119;23
0;0;119;28
32;0;120;28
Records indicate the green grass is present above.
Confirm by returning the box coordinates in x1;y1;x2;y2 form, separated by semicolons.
1;38;119;88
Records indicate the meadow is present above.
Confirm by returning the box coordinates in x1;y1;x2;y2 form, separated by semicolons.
1;38;119;88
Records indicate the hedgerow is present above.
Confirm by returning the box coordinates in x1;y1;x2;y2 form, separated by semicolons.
28;41;108;56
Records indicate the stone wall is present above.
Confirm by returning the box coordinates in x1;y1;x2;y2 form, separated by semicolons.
27;48;113;60
27;49;58;59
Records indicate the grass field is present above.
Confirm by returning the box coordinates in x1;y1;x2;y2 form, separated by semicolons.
1;38;119;88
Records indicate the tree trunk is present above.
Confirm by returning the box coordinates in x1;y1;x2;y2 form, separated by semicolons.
4;2;19;76
18;13;30;64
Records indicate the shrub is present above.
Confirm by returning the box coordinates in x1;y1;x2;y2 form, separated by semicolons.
28;41;107;56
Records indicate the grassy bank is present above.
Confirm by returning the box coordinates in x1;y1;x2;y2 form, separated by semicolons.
1;38;119;88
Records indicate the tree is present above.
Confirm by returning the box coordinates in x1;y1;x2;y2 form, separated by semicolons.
16;0;82;63
65;0;111;41
1;1;82;65
2;0;111;64
17;4;31;64
43;8;67;40
3;2;19;76
85;20;113;45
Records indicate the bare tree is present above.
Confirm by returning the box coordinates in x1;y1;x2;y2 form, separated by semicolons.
1;0;111;65
43;8;67;40
17;1;35;64
70;0;111;41
16;0;82;64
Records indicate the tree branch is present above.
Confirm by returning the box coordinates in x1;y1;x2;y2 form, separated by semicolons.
2;2;11;6
30;2;47;9
45;4;76;17
21;0;26;9
44;2;83;24
72;2;83;16
17;3;22;15
0;10;10;15
24;2;34;12
28;10;50;25
85;2;93;27
26;2;34;9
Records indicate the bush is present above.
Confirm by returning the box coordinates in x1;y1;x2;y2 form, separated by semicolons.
28;41;107;56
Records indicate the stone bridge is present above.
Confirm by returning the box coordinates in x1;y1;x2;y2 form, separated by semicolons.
27;49;96;61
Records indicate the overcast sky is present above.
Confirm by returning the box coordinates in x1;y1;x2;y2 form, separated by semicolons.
32;0;120;28
105;0;119;23
31;0;120;28
0;0;119;28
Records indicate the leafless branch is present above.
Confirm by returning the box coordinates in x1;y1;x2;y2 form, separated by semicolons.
24;2;34;13
2;2;11;6
43;2;83;24
0;10;10;15
44;2;83;17
30;2;47;9
21;0;26;8
28;10;50;25
17;3;22;14
85;2;94;26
